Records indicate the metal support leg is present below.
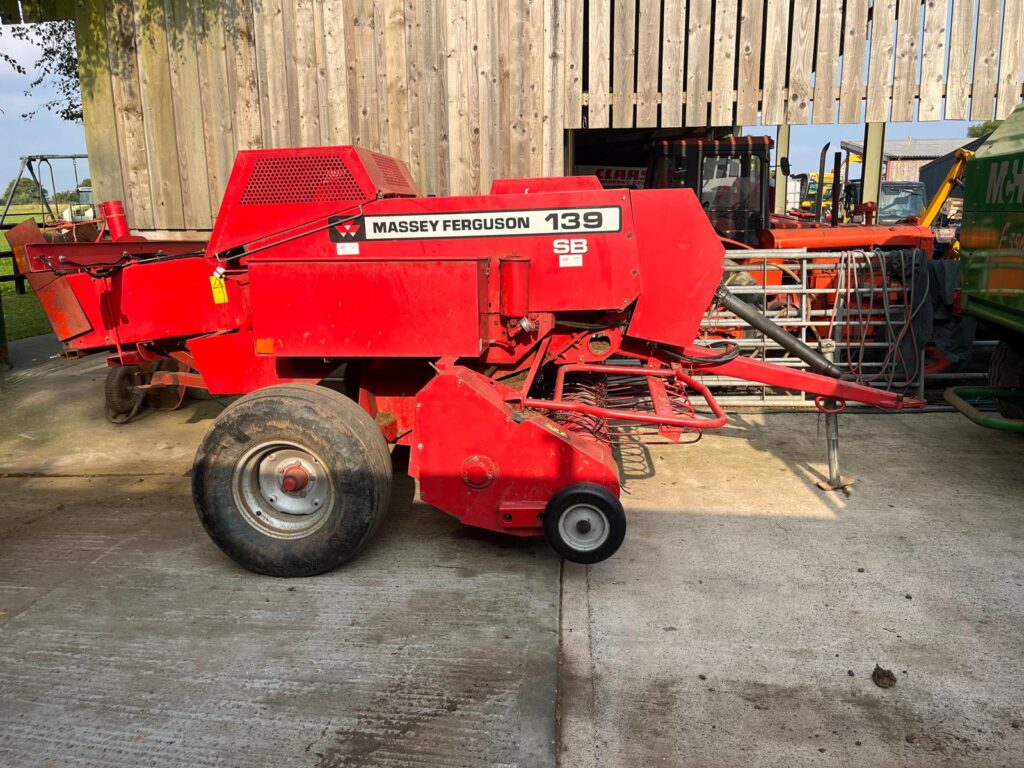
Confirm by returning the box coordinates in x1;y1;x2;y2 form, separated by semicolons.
816;340;853;492
918;348;927;402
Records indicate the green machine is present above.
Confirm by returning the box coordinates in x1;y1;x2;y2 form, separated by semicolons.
945;103;1024;430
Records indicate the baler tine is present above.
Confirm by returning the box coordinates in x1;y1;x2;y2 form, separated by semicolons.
23;146;922;577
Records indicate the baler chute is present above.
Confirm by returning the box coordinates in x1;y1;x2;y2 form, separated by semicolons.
25;146;922;575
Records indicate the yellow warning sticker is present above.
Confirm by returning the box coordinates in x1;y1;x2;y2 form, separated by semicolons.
543;421;569;439
210;275;229;304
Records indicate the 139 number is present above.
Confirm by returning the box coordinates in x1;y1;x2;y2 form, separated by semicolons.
543;211;604;230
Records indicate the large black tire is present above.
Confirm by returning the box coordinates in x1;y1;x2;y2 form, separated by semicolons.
192;383;392;576
543;482;626;565
104;365;142;420
989;341;1024;420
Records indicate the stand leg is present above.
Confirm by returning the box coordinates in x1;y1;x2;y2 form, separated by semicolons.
816;341;853;492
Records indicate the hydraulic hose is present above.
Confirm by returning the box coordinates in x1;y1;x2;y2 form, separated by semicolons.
713;283;845;379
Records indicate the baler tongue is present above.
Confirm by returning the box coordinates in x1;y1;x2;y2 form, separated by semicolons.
677;283;926;411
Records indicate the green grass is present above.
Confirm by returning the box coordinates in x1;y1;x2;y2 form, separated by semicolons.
1;205;54;342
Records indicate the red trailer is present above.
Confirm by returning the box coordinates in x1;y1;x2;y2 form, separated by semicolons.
24;146;921;575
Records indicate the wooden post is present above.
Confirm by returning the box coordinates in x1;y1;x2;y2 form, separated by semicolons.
774;124;791;215
861;122;886;205
0;288;7;368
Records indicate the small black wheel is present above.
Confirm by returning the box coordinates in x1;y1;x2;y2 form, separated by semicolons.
543;482;626;564
989;341;1024;419
104;365;142;421
191;383;392;577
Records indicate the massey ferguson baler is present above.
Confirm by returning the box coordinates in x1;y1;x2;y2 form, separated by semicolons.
24;147;922;575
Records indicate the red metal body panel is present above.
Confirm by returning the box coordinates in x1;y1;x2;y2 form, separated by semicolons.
187;332;335;394
35;278;92;340
206;146;418;257
23;242;230;350
249;259;487;357
626;190;725;347
489;176;604;194
761;224;935;255
46;257;245;352
410;366;620;535
244;187;644;315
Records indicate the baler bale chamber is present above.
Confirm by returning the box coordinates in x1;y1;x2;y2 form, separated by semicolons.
25;146;922;575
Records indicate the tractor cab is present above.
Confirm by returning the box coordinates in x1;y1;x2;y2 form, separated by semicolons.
644;136;773;247
844;179;927;224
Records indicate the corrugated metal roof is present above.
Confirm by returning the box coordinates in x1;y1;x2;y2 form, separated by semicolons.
840;137;974;160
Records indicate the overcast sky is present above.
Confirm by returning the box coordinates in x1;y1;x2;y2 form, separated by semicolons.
0;26;984;196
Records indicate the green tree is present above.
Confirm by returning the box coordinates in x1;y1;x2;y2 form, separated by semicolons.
53;190;79;205
3;177;49;205
967;120;1002;139
0;21;80;122
80;177;91;187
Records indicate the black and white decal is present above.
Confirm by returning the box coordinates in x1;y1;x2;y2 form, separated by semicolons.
353;206;622;240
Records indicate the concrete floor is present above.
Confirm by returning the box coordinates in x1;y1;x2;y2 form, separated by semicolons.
0;349;557;768
2;338;1023;767
561;412;1024;767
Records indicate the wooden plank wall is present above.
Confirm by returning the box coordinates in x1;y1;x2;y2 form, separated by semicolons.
73;0;562;226
58;0;1024;231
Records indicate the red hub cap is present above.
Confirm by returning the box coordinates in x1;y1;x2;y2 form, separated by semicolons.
280;465;310;494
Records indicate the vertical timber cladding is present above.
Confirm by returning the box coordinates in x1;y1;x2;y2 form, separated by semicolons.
72;0;565;229
66;0;1024;231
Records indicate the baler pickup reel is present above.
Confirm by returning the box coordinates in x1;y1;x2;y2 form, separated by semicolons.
23;145;922;575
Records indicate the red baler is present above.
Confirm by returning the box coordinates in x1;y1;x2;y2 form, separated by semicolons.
24;147;921;575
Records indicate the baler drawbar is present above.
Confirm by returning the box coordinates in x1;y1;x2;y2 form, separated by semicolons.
23;146;922;574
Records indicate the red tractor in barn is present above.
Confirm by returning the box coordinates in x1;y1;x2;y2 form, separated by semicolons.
18;146;921;576
643;135;936;384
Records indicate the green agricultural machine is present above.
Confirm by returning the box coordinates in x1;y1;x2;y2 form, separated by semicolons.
945;103;1024;431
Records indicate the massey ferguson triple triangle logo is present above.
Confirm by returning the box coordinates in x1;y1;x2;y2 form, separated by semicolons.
328;217;365;242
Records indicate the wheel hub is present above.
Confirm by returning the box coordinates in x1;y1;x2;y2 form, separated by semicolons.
280;464;310;494
558;503;610;552
233;442;334;539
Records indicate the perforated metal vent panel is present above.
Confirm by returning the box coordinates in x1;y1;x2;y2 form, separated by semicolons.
371;152;411;188
239;155;366;205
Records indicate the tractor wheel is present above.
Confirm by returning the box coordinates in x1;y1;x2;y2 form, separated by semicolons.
989;341;1024;420
104;366;142;421
543;482;626;565
191;384;392;577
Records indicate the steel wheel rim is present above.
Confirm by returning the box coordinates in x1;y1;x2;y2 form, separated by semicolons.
558;503;610;552
233;441;334;540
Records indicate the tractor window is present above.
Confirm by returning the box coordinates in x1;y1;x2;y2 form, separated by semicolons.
701;155;761;210
648;153;687;189
878;186;926;224
700;155;762;244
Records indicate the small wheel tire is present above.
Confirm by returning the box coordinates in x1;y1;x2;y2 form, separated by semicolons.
105;366;141;419
543;482;626;565
989;341;1024;420
192;383;392;576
